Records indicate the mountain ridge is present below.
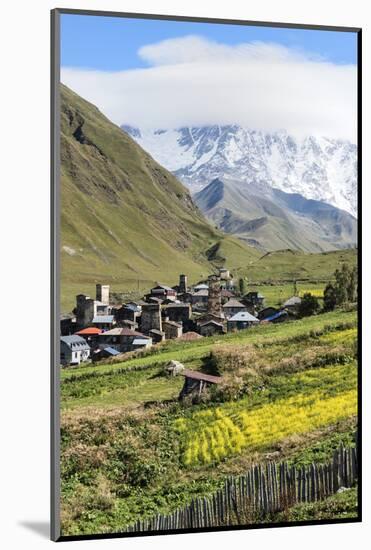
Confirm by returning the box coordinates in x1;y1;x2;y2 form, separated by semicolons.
122;124;357;217
194;177;357;253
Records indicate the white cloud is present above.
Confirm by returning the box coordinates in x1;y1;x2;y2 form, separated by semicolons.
61;36;357;141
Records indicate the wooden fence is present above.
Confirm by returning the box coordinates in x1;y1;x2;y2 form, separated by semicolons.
125;444;357;533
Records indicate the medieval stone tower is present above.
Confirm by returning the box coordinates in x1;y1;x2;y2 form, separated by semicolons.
96;284;110;305
207;275;224;318
75;294;95;328
141;303;162;334
179;274;188;294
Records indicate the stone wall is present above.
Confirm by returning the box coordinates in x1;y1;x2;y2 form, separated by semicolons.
163;320;182;340
163;304;191;324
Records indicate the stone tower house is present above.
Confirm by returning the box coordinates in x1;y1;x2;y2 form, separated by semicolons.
75;294;95;328
207;275;224;318
179;274;188;294
96;284;110;305
141;303;162;334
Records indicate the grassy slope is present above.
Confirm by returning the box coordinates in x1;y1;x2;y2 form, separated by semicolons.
60;310;358;535
60;85;259;311
194;178;357;253
236;248;357;283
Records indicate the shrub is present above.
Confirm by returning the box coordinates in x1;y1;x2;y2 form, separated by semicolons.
298;293;320;317
206;345;262;376
324;283;337;311
323;264;358;311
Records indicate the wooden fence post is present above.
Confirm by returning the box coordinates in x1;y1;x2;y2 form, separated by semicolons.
124;444;357;533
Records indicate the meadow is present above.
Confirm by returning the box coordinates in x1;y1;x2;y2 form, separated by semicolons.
60;309;358;535
247;282;324;307
60;242;356;312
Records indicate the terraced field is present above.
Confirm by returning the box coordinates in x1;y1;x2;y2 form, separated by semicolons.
177;365;357;466
60;309;358;536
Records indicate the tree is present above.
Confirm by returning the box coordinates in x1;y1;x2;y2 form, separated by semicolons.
334;266;349;304
322;263;357;312
346;266;358;302
323;283;337;311
238;278;246;296
298;292;320;317
333;264;358;305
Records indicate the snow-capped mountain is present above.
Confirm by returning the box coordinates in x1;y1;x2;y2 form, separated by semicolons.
122;125;357;217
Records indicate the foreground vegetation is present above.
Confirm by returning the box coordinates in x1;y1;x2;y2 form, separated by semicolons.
60;309;358;535
178;372;356;467
271;486;358;522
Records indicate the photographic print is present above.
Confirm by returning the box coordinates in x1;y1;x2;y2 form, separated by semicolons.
51;9;361;540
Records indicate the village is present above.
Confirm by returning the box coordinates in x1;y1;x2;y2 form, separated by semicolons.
60;268;300;369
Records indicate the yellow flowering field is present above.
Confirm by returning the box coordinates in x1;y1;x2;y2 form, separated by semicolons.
175;362;357;467
299;289;324;298
177;390;356;466
319;328;357;345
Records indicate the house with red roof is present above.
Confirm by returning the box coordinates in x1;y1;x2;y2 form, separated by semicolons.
75;326;102;348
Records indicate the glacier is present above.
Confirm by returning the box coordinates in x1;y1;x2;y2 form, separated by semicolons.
122;125;357;217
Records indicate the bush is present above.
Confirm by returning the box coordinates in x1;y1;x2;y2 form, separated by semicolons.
298;293;320;317
111;442;165;488
323;264;358;311
323;283;337;311
206;346;261;376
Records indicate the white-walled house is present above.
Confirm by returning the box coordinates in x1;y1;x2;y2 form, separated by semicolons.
60;335;91;366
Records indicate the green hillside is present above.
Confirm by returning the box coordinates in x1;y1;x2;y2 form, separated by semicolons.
194;178;357;253
237;248;357;282
60;85;259;312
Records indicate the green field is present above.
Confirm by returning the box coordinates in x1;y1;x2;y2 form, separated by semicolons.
237;248;357;282
61;244;357;312
60;309;358;535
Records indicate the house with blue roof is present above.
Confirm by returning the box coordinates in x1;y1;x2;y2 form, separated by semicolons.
92;346;121;362
227;311;259;332
263;310;289;323
91;315;115;330
60;335;90;366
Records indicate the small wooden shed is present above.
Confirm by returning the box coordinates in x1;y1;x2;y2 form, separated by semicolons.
179;369;222;400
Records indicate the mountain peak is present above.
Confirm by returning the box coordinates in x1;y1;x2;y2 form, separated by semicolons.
194;176;357;254
122;124;357;217
121;124;142;139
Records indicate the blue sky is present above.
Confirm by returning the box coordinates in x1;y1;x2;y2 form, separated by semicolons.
60;13;357;140
61;13;357;71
